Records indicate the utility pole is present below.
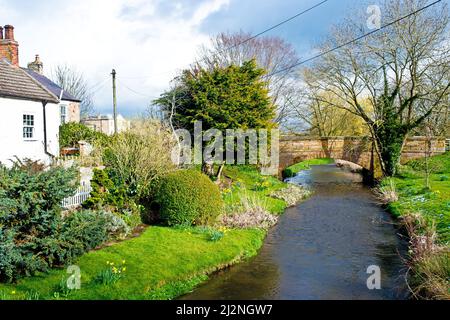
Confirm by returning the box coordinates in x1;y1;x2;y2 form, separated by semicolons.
111;69;118;135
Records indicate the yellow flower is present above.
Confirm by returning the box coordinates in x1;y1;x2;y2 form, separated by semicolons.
11;291;16;295
122;267;127;272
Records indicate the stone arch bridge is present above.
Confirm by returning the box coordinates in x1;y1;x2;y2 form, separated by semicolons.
280;136;447;174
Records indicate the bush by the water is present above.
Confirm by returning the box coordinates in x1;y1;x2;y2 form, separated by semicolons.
219;191;278;229
270;185;311;207
0;161;114;282
156;170;224;226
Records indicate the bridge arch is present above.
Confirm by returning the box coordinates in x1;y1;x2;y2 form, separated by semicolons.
279;136;447;176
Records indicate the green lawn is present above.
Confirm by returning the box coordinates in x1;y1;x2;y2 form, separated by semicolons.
0;226;265;300
387;152;450;244
283;158;335;178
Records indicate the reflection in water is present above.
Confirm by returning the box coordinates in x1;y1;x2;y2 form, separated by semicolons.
182;165;409;300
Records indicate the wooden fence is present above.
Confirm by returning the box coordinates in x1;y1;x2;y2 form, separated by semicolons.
61;182;92;209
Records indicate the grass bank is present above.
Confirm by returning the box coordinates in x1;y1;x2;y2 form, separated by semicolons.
283;158;334;178
382;152;450;299
0;166;293;300
0;227;265;300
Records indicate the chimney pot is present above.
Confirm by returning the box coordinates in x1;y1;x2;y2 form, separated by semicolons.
28;54;44;74
0;25;19;66
4;25;14;40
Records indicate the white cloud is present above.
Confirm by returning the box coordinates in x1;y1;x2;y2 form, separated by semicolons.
0;0;230;115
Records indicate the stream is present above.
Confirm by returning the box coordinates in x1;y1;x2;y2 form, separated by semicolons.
182;164;409;300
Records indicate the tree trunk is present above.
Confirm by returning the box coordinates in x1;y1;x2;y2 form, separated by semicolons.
373;126;408;177
201;163;215;177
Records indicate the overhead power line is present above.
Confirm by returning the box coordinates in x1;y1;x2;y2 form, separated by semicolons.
117;79;158;100
203;0;330;61
268;0;443;77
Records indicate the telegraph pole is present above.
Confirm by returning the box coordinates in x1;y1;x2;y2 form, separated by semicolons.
111;69;118;134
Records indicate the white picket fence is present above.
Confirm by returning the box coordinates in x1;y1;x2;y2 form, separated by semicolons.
61;182;92;209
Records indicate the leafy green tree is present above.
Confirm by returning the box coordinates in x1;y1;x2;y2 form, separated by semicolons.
59;122;108;149
155;60;276;175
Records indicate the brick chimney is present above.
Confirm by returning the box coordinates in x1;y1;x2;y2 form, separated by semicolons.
28;54;44;74
0;25;19;66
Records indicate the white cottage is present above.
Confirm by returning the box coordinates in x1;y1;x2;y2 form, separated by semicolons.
0;24;81;165
0;59;61;165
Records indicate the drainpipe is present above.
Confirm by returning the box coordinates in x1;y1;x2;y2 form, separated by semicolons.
42;101;55;159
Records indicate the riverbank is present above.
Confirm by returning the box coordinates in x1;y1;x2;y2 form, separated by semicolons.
0;166;300;300
382;152;450;300
183;163;408;300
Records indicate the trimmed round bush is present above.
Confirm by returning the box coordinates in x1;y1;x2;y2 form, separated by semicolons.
156;170;224;226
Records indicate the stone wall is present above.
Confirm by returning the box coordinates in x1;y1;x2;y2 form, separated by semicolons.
280;136;447;172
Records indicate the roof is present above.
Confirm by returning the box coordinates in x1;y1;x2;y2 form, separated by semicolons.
0;59;59;103
24;68;81;103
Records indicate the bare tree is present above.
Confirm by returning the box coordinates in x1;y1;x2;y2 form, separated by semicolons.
195;31;301;128
303;0;450;176
290;70;369;137
52;65;94;118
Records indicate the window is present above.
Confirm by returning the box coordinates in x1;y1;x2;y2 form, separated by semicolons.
60;105;67;124
23;114;35;139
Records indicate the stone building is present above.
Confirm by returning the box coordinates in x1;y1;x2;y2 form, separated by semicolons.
82;114;130;135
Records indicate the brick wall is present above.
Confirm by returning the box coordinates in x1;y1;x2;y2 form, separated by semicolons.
280;136;447;171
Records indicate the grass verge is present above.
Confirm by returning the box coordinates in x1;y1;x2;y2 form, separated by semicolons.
0;226;265;300
382;152;450;300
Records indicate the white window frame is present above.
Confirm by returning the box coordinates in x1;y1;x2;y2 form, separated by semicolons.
60;104;68;124
23;113;36;140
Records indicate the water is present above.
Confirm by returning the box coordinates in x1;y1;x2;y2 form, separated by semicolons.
181;164;409;300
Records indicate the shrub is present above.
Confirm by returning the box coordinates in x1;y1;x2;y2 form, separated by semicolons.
270;185;311;207
0;161;118;282
83;169;142;228
59;122;108;149
156;170;224;226
401;213;450;300
218;209;278;230
102;211;131;240
0;161;78;281
374;178;399;204
103;120;176;200
219;191;278;229
61;210;109;252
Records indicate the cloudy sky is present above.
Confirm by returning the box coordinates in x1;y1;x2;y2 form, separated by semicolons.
1;0;444;116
